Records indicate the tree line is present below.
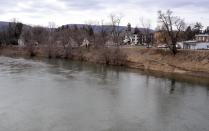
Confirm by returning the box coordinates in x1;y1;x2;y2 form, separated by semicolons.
157;10;208;55
0;19;23;46
0;10;209;56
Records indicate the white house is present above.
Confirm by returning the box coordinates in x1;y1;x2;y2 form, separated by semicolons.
123;32;154;46
132;34;139;45
123;35;132;44
179;40;209;50
178;34;209;50
80;38;90;47
105;40;117;46
195;42;209;50
195;34;209;42
18;39;25;47
180;41;197;49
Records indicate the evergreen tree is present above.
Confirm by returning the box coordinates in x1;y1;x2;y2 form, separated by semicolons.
185;26;195;40
204;26;209;34
88;26;94;37
193;22;203;34
133;27;140;34
127;23;131;32
7;22;23;45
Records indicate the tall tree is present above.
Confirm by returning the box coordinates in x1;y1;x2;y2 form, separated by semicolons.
133;27;140;34
158;10;186;55
193;22;203;34
185;26;195;40
140;17;153;47
109;14;123;45
7;19;23;45
204;26;209;34
58;29;73;58
127;23;132;32
87;26;94;37
100;20;108;45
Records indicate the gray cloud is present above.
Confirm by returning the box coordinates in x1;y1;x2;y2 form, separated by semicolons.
1;0;209;13
60;0;105;10
0;0;209;27
132;0;209;9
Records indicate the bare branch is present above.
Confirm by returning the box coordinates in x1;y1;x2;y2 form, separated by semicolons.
157;10;186;55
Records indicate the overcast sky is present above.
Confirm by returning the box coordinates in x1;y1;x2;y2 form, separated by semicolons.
0;0;209;28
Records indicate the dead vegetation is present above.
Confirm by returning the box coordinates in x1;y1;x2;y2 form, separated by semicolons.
1;45;209;78
97;47;127;65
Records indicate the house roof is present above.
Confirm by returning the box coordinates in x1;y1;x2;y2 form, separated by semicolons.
183;40;197;45
195;34;209;37
184;40;197;43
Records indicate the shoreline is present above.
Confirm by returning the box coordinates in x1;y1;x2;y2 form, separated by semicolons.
1;46;209;81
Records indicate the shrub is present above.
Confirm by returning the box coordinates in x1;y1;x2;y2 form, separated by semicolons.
99;47;127;66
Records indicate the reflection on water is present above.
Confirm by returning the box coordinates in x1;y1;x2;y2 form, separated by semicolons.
0;56;209;131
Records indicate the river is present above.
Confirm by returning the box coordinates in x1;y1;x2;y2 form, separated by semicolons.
0;56;209;131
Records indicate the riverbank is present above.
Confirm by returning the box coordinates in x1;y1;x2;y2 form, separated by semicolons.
1;55;209;131
1;46;209;79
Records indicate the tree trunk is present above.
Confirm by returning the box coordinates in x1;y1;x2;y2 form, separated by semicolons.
172;43;177;55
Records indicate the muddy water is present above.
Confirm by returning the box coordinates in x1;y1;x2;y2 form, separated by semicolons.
0;56;209;131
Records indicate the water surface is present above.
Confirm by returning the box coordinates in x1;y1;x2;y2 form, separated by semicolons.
0;56;209;131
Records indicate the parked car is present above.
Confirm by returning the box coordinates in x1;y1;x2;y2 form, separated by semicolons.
176;44;182;49
157;44;168;48
157;44;181;49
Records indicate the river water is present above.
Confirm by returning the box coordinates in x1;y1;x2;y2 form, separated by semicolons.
0;56;209;131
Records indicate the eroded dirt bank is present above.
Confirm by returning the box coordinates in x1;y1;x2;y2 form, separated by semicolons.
1;46;209;79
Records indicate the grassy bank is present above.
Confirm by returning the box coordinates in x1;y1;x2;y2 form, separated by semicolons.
1;46;209;79
122;48;209;77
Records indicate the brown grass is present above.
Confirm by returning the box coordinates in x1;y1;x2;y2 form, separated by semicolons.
1;46;209;78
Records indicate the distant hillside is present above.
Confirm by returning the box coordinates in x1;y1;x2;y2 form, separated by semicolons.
59;24;154;33
0;21;154;33
0;21;30;32
0;21;9;30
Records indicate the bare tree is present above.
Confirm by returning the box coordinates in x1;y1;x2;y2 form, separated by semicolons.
99;20;108;46
47;22;56;58
69;25;83;47
140;17;153;47
0;27;10;46
85;20;103;47
21;27;36;57
58;29;73;58
86;25;95;45
31;26;48;44
109;14;123;45
5;18;23;45
158;10;186;55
